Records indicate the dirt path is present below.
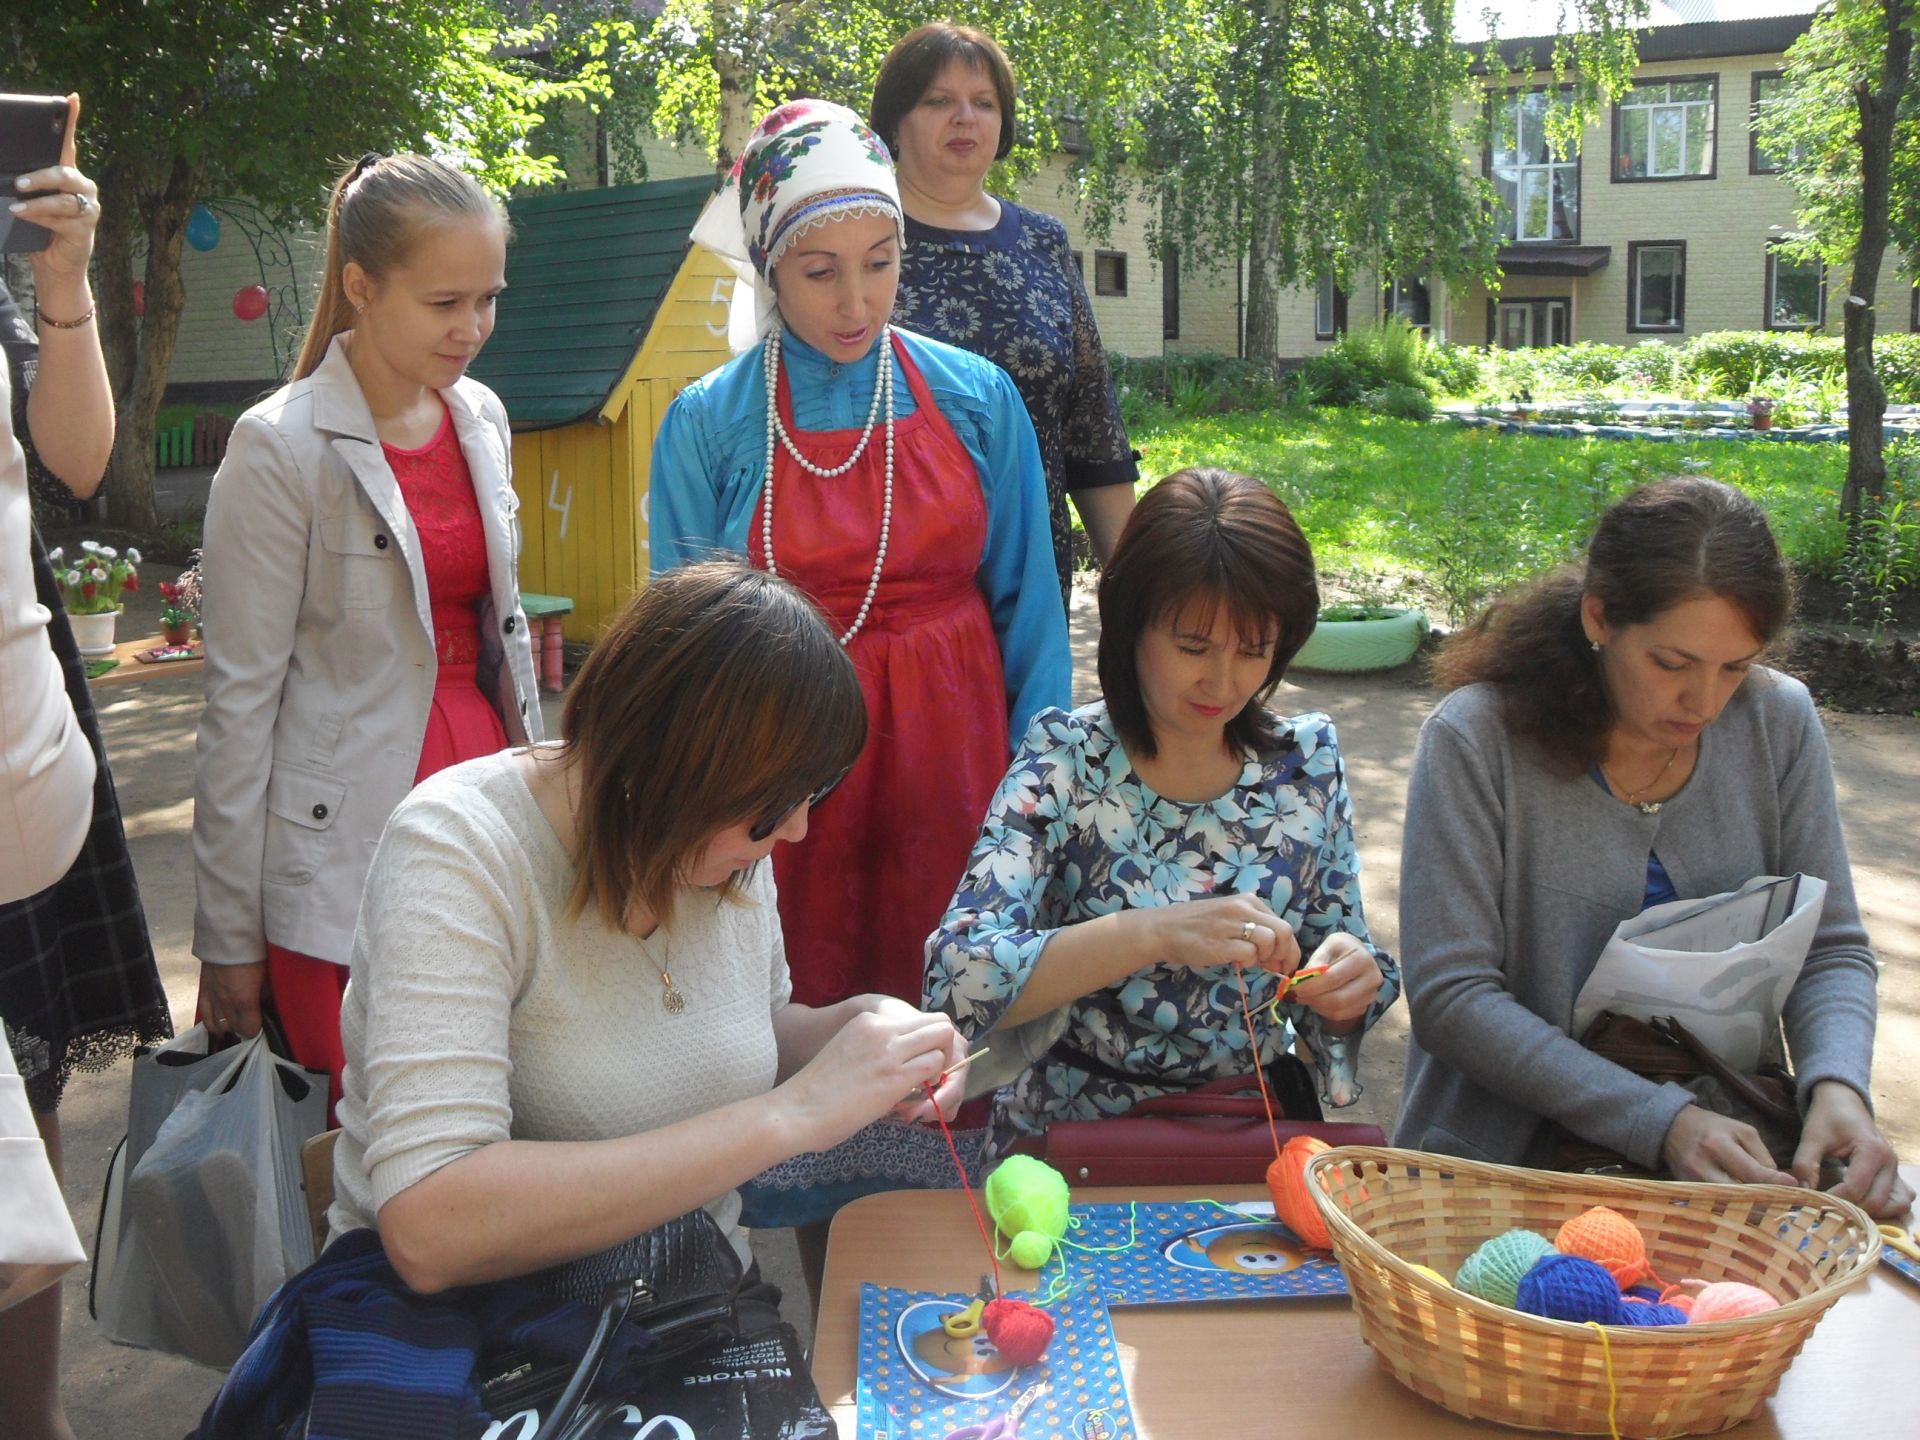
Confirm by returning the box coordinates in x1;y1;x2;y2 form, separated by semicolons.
46;587;1919;1436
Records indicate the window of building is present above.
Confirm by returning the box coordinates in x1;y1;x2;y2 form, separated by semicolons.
1749;72;1808;174
1766;244;1825;330
1162;246;1180;339
1382;275;1431;329
1314;273;1346;339
1095;250;1128;297
1628;241;1686;332
1070;249;1085;276
1490;298;1571;349
1491;88;1580;241
1615;77;1717;180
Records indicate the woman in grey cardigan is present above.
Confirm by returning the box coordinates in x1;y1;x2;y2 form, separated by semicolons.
1394;477;1909;1219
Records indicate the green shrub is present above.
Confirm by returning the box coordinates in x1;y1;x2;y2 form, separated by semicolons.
1359;383;1435;421
1300;316;1435;406
1534;341;1630;388
1873;332;1920;403
1680;331;1841;397
1422;341;1484;397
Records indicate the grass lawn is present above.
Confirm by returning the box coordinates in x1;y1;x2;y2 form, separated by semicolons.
1128;407;1854;624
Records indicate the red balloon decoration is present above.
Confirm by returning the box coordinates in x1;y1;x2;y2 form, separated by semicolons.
132;281;145;317
233;284;269;322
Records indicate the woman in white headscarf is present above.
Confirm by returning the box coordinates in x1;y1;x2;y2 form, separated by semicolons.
648;99;1068;1249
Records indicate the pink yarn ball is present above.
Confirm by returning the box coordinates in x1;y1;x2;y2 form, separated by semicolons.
1687;1281;1780;1323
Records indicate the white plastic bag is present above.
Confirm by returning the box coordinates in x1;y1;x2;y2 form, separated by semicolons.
96;1029;325;1366
1573;873;1826;1072
0;1037;86;1312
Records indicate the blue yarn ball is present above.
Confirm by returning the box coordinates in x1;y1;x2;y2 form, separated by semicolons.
1624;1284;1663;1303
1516;1254;1626;1324
1617;1300;1690;1327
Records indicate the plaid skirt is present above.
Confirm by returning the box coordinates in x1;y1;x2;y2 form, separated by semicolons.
0;528;173;1111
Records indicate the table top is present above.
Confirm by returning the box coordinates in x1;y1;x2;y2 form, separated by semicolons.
812;1173;1920;1439
85;632;204;688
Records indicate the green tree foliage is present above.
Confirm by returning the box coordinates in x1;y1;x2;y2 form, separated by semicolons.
1757;0;1918;522
580;2;1649;369
4;2;602;531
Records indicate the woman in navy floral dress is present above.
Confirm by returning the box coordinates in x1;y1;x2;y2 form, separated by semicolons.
926;469;1399;1157
871;23;1139;607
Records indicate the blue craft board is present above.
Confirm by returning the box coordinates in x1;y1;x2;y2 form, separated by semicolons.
855;1283;1136;1440
1071;1201;1349;1306
1882;1248;1920;1288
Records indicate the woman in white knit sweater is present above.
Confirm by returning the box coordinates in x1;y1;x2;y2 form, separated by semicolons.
327;562;968;1293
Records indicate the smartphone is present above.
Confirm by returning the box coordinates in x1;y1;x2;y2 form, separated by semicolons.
0;93;70;253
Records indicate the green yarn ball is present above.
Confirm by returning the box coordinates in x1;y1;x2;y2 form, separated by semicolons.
984;1155;1070;1270
1455;1229;1557;1309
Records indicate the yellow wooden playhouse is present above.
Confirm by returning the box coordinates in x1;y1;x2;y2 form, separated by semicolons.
469;175;733;640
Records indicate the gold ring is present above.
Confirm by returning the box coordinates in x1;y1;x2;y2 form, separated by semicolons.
1240;921;1258;944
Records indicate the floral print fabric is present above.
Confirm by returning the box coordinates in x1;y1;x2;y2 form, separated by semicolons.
894;203;1137;605
926;702;1399;1156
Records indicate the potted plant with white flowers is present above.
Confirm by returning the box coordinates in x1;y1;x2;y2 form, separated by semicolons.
46;540;140;657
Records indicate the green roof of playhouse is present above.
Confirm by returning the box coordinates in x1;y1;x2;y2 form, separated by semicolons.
470;175;717;432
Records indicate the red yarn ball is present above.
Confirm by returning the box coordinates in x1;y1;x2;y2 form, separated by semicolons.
982;1297;1054;1366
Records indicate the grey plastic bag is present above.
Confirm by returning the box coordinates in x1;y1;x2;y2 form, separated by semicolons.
96;1027;326;1366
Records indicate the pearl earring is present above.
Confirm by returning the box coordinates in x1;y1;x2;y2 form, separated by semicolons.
1590;640;1602;652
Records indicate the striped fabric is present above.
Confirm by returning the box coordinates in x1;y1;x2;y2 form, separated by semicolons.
193;1227;657;1440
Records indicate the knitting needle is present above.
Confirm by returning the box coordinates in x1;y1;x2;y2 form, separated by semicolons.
908;1046;993;1105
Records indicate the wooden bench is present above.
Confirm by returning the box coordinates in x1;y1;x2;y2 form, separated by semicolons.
520;593;573;693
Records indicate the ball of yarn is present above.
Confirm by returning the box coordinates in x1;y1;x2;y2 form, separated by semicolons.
1555;1205;1657;1288
982;1296;1054;1365
1516;1254;1627;1324
1687;1281;1780;1323
1454;1229;1557;1309
1617;1298;1691;1327
1408;1263;1452;1288
1266;1135;1333;1250
984;1155;1070;1270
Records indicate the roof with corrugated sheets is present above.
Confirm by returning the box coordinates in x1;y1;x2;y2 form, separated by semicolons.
469;174;717;432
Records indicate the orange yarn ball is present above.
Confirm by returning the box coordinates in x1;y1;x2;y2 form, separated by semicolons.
1267;1135;1333;1251
1687;1281;1780;1323
1555;1205;1657;1288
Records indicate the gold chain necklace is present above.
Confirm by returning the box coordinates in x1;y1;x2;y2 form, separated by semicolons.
1600;746;1680;815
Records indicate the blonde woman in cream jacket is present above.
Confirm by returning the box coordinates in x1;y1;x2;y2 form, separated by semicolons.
193;154;539;1113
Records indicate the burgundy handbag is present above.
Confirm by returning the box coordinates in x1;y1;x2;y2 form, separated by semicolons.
1041;1074;1385;1186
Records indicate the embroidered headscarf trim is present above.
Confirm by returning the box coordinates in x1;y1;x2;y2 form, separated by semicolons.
689;99;904;353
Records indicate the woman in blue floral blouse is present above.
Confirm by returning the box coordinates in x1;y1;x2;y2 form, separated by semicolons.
870;23;1139;609
926;468;1399;1156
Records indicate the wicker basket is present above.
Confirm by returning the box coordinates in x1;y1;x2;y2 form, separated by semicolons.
1305;1146;1882;1438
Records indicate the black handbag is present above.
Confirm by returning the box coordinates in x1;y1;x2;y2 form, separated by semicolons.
481;1209;750;1439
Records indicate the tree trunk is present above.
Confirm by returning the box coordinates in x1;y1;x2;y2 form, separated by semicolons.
1245;197;1284;370
97;157;200;536
1840;0;1914;524
711;1;754;176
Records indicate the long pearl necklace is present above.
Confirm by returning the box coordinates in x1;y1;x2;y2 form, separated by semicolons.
760;324;894;646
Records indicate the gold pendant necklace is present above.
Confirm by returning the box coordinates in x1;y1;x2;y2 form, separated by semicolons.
1600;745;1680;814
647;937;686;1015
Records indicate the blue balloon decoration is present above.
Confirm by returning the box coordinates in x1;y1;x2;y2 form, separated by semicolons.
186;205;221;252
